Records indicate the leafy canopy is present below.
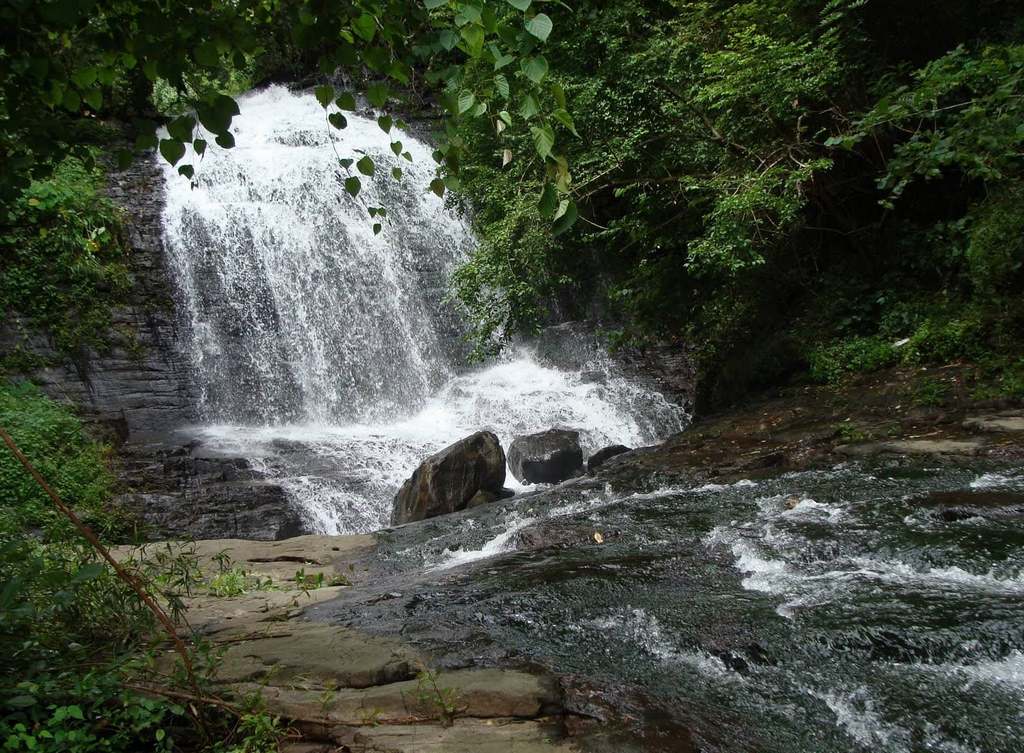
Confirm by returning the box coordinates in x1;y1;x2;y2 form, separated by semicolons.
0;0;579;231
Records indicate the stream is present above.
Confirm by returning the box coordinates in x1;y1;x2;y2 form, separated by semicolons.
319;462;1024;753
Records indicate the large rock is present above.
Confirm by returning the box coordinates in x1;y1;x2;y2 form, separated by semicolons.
587;444;631;474
391;431;506;525
508;429;584;484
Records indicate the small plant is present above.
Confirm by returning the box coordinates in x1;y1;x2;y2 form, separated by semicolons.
226;710;286;753
293;568;325;594
836;422;870;443
912;377;950;407
326;572;352;587
358;706;383;727
414;666;463;727
207;567;275;597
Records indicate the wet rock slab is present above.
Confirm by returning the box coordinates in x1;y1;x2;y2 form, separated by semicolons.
117;535;578;752
963;411;1024;433
913;489;1024;523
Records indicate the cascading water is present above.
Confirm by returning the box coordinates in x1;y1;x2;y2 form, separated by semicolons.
161;85;688;534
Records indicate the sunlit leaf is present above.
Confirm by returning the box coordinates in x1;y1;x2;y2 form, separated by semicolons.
525;13;553;42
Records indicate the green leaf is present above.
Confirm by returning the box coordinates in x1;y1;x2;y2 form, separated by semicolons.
195;41;219;67
71;66;97;88
315;84;334;108
336;92;357;111
391;141;403;156
178;164;195;180
522;56;548;84
6;696;37;709
215;132;235;149
551;82;567;109
461;25;485;57
506;0;532;10
494;74;510;99
167;115;195;142
352;13;377;43
458;90;476;114
392;167;403;180
429;178;446;197
531;123;555;159
424;0;447;7
525;13;553;42
357;155;375;176
373;223;383;235
61;89;81;111
538;182;558;218
366;84;389;108
193;139;207;156
329;112;348;129
439;30;460;51
402;151;413;161
159;138;186;166
456;5;482;25
552;198;578;235
494;52;515;70
499;110;513;126
519;93;540;120
339;158;354;169
83;89;102;111
377;115;392;133
553;108;579;136
344;176;361;196
72;563;105;583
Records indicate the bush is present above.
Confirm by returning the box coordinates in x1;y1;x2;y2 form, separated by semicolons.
0;157;131;362
808;336;898;384
0;381;124;539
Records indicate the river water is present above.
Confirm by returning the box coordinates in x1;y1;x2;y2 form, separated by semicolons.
323;461;1024;753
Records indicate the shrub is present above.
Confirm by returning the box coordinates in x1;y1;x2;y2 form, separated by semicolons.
0;381;124;539
808;336;898;383
0;157;131;361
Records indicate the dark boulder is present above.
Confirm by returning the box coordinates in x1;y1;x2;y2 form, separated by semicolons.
508;429;584;485
587;444;631;474
391;431;506;525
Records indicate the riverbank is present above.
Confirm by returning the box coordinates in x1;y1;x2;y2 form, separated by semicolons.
120;363;1024;752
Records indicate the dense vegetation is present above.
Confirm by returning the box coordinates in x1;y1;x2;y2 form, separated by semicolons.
0;154;131;370
449;0;1024;406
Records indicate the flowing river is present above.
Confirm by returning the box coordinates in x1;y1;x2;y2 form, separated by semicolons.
160;86;1024;751
319;462;1024;753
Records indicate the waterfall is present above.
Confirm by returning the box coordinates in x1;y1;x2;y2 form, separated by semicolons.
161;85;688;534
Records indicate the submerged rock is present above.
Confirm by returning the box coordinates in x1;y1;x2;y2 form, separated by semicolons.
587;444;631;473
391;431;506;525
508;429;585;484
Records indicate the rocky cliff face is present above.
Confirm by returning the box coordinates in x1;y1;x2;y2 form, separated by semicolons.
1;155;296;541
1;156;194;439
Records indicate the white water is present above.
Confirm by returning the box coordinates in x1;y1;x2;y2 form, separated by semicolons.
160;85;688;533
